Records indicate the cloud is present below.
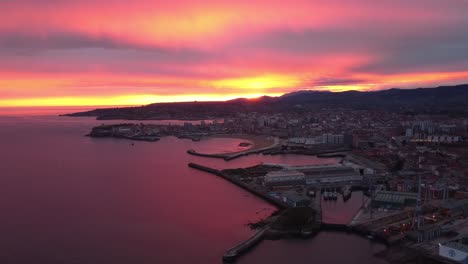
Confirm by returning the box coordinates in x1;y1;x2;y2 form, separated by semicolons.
1;0;468;105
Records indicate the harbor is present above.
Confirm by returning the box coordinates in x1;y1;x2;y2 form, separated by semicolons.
189;158;468;264
188;160;372;262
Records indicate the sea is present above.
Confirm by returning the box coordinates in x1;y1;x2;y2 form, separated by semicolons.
0;107;388;264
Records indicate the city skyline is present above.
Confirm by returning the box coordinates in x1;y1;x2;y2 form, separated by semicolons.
1;0;468;106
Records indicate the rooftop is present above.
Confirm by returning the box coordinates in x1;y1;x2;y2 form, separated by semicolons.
444;242;468;253
266;170;305;177
442;199;468;210
373;191;418;204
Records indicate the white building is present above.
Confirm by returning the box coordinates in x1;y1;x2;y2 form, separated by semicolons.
439;241;468;263
287;137;323;146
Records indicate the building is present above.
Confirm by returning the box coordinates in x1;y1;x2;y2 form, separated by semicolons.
408;225;442;243
282;193;311;207
441;199;468;217
322;133;344;145
439;239;468;263
371;191;418;210
304;166;362;187
263;170;305;187
427;135;462;143
266;164;363;187
405;128;414;137
287;137;322;147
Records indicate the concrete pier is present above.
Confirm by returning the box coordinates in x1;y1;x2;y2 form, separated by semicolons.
223;227;268;262
186;149;226;159
187;138;280;161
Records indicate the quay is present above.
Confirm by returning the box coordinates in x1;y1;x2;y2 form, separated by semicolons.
188;163;287;209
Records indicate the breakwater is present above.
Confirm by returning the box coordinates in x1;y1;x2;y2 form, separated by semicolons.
186;149;226;159
188;162;289;262
188;163;287;209
187;146;278;161
223;227;268;262
187;137;280;161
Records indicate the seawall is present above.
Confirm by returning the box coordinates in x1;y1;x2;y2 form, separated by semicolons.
188;163;287;209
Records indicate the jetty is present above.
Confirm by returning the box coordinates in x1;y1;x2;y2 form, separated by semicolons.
187;137;280;161
186;149;226;159
223;227;268;262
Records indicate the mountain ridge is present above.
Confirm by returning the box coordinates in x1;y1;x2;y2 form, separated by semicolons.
65;84;468;119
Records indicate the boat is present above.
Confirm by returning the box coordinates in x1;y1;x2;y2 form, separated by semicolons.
342;186;352;201
323;191;330;200
331;191;338;200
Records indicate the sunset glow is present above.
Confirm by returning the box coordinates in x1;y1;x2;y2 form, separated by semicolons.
1;0;468;106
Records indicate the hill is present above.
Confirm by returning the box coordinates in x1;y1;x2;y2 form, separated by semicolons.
65;84;468;119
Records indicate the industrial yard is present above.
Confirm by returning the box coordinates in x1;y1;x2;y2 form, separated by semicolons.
191;153;468;264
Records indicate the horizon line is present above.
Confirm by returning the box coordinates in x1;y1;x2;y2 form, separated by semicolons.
1;83;466;108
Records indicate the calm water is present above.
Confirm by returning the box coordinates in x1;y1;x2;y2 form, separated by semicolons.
0;109;388;264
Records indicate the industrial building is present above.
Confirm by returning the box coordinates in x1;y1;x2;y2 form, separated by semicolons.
282;193;311;207
263;164;363;188
302;165;363;187
441;200;468;217
371;191;418;210
305;171;362;186
263;170;305;187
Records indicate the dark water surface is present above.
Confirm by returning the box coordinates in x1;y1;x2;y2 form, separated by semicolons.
0;112;388;264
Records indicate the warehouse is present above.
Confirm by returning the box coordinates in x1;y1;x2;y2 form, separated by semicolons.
263;170;305;187
371;191;418;210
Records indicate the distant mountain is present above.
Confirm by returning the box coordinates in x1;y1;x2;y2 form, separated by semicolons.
65;84;468;119
277;84;468;113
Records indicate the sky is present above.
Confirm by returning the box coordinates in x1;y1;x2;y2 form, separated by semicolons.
1;0;468;106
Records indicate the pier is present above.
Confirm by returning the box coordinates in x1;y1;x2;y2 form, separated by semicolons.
187;148;271;161
187;149;226;159
223;227;268;262
187;137;280;161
